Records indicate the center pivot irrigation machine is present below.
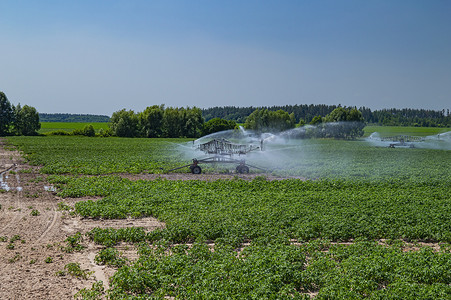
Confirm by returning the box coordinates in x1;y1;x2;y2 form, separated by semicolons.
166;138;266;174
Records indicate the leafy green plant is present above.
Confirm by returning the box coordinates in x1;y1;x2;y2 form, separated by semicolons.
30;209;40;216
68;177;451;244
57;202;71;211
74;281;104;300
63;232;85;253
10;235;21;243
87;227;148;247
94;247;128;268
8;254;21;263
45;257;53;263
7;136;188;175
5;133;451;298
24;192;39;198
64;262;93;279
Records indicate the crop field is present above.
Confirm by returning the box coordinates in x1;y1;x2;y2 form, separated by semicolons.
9;136;187;174
363;125;449;137
9;135;451;181
39;122;110;134
3;133;451;299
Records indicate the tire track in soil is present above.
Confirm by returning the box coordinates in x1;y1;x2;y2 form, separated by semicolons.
0;139;167;298
0;139;96;300
34;202;58;245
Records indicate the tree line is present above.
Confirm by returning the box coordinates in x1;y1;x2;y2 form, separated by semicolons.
203;105;450;127
0;92;40;136
109;106;365;139
109;105;205;138
243;106;365;139
39;113;110;123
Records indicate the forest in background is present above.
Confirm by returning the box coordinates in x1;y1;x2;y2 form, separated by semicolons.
39;113;110;123
202;105;450;127
39;105;450;128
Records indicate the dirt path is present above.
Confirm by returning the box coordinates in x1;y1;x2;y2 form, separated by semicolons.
0;140;164;299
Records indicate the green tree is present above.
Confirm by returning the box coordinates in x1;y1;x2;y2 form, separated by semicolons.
323;107;365;139
203;118;237;135
162;107;183;138
309;115;323;125
0;92;14;136
346;107;365;138
244;109;295;132
161;106;204;138
324;107;349;122
139;105;164;138
184;107;204;138
83;124;96;137
13;104;41;136
109;109;139;137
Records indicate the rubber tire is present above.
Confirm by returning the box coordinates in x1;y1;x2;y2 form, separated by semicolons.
236;165;249;174
191;166;202;174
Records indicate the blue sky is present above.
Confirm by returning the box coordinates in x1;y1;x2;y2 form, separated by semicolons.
1;0;450;115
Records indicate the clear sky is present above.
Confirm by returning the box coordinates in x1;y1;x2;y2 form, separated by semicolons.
1;0;450;116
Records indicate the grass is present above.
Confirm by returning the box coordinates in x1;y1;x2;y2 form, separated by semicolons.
38;122;109;134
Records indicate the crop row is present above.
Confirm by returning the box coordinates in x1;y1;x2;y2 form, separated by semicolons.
77;235;451;299
50;176;451;244
8;136;451;181
7;136;188;174
249;139;451;181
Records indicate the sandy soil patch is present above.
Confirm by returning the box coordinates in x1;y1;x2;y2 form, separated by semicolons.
0;139;164;299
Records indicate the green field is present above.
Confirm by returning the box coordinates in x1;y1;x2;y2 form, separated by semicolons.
38;122;109;133
8;135;451;181
9;136;187;174
38;122;449;138
363;125;449;137
5;134;451;299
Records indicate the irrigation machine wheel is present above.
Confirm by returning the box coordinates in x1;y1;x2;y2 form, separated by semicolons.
236;165;249;174
191;166;202;174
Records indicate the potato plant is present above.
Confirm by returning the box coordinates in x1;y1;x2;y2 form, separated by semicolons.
5;134;451;298
55;177;451;244
7;136;188;174
102;240;451;299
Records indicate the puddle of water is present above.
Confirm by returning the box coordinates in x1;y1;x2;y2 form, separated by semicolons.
0;172;10;191
0;173;11;192
0;170;23;192
44;185;56;192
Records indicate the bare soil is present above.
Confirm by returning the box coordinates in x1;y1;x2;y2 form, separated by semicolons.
0;140;165;299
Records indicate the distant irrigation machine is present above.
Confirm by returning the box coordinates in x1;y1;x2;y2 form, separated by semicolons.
381;135;425;148
166;138;265;174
